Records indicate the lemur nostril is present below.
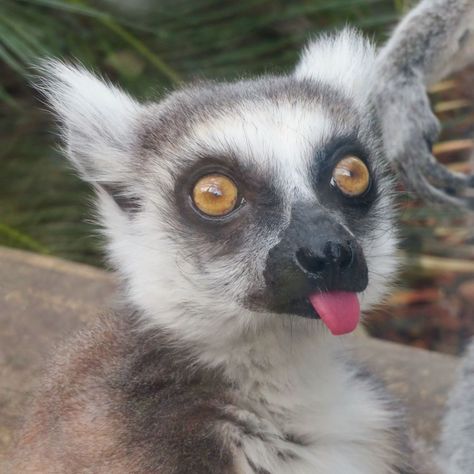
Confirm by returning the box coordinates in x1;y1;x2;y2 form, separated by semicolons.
296;241;355;276
295;248;326;275
323;241;353;270
339;244;353;270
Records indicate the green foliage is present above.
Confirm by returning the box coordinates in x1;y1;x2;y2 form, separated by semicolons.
0;0;399;264
1;0;398;93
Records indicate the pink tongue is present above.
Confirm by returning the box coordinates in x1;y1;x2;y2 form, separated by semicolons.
308;291;360;336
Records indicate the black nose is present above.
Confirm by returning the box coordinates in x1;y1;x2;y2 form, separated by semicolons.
296;241;354;276
261;205;369;317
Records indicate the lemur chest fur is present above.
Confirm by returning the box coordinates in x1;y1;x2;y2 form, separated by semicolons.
206;329;400;474
12;314;405;474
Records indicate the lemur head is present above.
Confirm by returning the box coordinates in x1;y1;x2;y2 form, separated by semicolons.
40;29;397;345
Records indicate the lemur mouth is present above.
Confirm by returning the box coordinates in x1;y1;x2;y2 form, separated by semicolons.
305;291;360;336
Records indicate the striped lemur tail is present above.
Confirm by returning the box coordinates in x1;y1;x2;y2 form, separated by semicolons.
374;1;474;465
372;0;474;210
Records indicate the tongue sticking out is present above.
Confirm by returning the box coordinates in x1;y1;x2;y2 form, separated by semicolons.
308;291;360;336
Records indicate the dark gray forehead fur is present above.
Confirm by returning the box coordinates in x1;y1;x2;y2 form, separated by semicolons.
136;74;367;159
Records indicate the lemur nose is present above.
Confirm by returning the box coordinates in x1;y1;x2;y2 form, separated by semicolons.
295;241;353;277
263;204;369;299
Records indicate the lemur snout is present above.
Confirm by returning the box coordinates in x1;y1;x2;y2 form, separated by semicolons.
267;220;367;294
262;204;368;318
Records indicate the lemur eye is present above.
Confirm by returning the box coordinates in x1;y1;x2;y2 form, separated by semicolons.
331;156;370;197
192;174;239;217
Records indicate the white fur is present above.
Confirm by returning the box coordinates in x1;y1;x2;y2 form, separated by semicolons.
189;100;335;199
40;30;401;473
98;97;399;473
217;325;400;474
37;60;140;184
295;28;377;108
102;97;397;353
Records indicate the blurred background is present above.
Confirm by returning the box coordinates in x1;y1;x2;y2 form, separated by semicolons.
0;0;473;355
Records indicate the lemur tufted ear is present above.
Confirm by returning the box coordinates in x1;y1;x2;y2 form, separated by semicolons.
294;28;376;103
36;60;141;187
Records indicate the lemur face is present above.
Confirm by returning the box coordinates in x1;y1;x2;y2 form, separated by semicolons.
41;29;398;342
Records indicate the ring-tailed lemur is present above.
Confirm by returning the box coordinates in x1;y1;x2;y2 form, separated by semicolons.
9;0;474;472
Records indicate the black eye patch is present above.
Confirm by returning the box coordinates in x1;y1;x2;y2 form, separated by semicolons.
170;153;284;255
310;136;379;213
174;154;281;220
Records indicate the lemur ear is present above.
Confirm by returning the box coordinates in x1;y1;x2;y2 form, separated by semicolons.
294;28;376;103
36;60;141;187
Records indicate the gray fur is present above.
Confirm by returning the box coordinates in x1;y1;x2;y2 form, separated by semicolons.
439;340;474;474
9;311;437;474
14;44;404;473
9;1;474;472
371;0;474;210
10;312;238;473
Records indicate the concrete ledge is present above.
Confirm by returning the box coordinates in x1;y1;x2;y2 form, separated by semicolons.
354;337;457;444
0;247;116;461
0;247;458;461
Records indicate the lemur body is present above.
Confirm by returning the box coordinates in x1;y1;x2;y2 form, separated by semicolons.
15;313;413;473
14;59;408;473
10;0;474;472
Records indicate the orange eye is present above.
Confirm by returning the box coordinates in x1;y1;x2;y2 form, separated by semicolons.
331;156;370;197
192;174;239;217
